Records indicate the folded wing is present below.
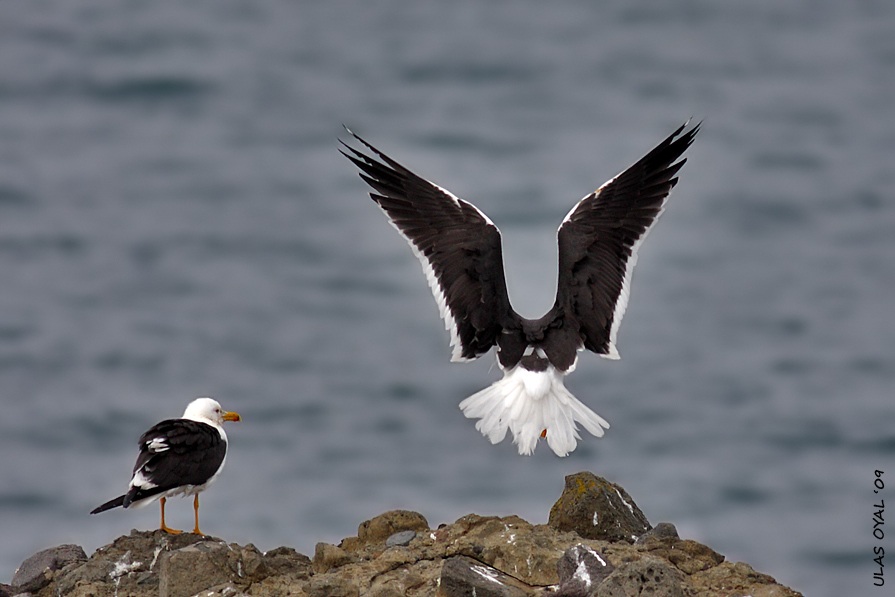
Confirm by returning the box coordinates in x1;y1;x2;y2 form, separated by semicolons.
127;419;226;503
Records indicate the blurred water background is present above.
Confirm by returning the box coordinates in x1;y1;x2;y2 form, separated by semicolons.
1;1;893;595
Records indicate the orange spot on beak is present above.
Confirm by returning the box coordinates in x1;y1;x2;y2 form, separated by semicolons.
540;429;547;439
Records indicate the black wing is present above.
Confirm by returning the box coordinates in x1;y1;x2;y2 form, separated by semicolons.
341;130;516;362
124;418;226;505
555;121;699;359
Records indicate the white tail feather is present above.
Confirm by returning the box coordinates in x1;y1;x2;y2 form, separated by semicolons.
458;365;610;457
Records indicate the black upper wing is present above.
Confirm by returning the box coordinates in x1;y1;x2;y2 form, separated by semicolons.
125;418;226;504
341;131;516;362
555;122;699;359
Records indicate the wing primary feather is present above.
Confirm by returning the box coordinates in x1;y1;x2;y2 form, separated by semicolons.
342;131;516;362
555;121;699;359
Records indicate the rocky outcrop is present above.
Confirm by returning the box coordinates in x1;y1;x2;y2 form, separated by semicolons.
10;544;87;594
8;473;802;596
549;472;651;543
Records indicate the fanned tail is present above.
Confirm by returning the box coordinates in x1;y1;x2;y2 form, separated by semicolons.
458;365;610;457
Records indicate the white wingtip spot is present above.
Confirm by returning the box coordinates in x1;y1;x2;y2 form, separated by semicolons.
146;437;169;452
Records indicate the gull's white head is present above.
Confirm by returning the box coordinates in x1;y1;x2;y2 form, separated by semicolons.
182;397;241;427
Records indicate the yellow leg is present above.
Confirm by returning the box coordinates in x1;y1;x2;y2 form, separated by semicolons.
159;497;182;535
192;494;203;535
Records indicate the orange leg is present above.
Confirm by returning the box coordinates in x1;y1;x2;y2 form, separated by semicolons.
192;494;203;535
159;497;182;534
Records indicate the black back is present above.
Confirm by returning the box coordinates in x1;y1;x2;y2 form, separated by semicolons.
123;418;227;506
343;123;699;372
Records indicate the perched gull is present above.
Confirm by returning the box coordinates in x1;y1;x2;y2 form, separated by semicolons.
342;122;698;456
91;397;241;534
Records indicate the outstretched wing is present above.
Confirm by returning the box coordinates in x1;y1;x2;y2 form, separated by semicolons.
341;130;515;362
555;121;699;359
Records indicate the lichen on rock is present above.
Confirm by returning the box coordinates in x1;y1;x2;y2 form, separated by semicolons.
548;471;651;543
9;473;802;597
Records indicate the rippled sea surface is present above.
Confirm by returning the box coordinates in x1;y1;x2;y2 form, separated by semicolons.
2;2;893;595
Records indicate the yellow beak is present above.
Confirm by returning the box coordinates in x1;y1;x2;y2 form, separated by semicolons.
223;411;241;422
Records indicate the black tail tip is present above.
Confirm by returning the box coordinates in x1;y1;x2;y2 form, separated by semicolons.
90;495;126;515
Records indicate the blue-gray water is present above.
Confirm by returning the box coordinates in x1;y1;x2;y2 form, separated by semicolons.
1;2;893;595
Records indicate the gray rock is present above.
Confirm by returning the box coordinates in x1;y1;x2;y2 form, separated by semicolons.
368;554;441;596
635;522;680;544
548;472;651;543
438;555;532;597
689;560;795;596
158;540;235;597
386;530;417;547
52;529;214;596
11;543;87;593
640;537;724;575
256;545;311;581
0;582;11;597
306;573;361;597
556;544;614;596
598;556;687;597
356;510;429;546
313;542;354;573
9;478;801;597
445;514;564;586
